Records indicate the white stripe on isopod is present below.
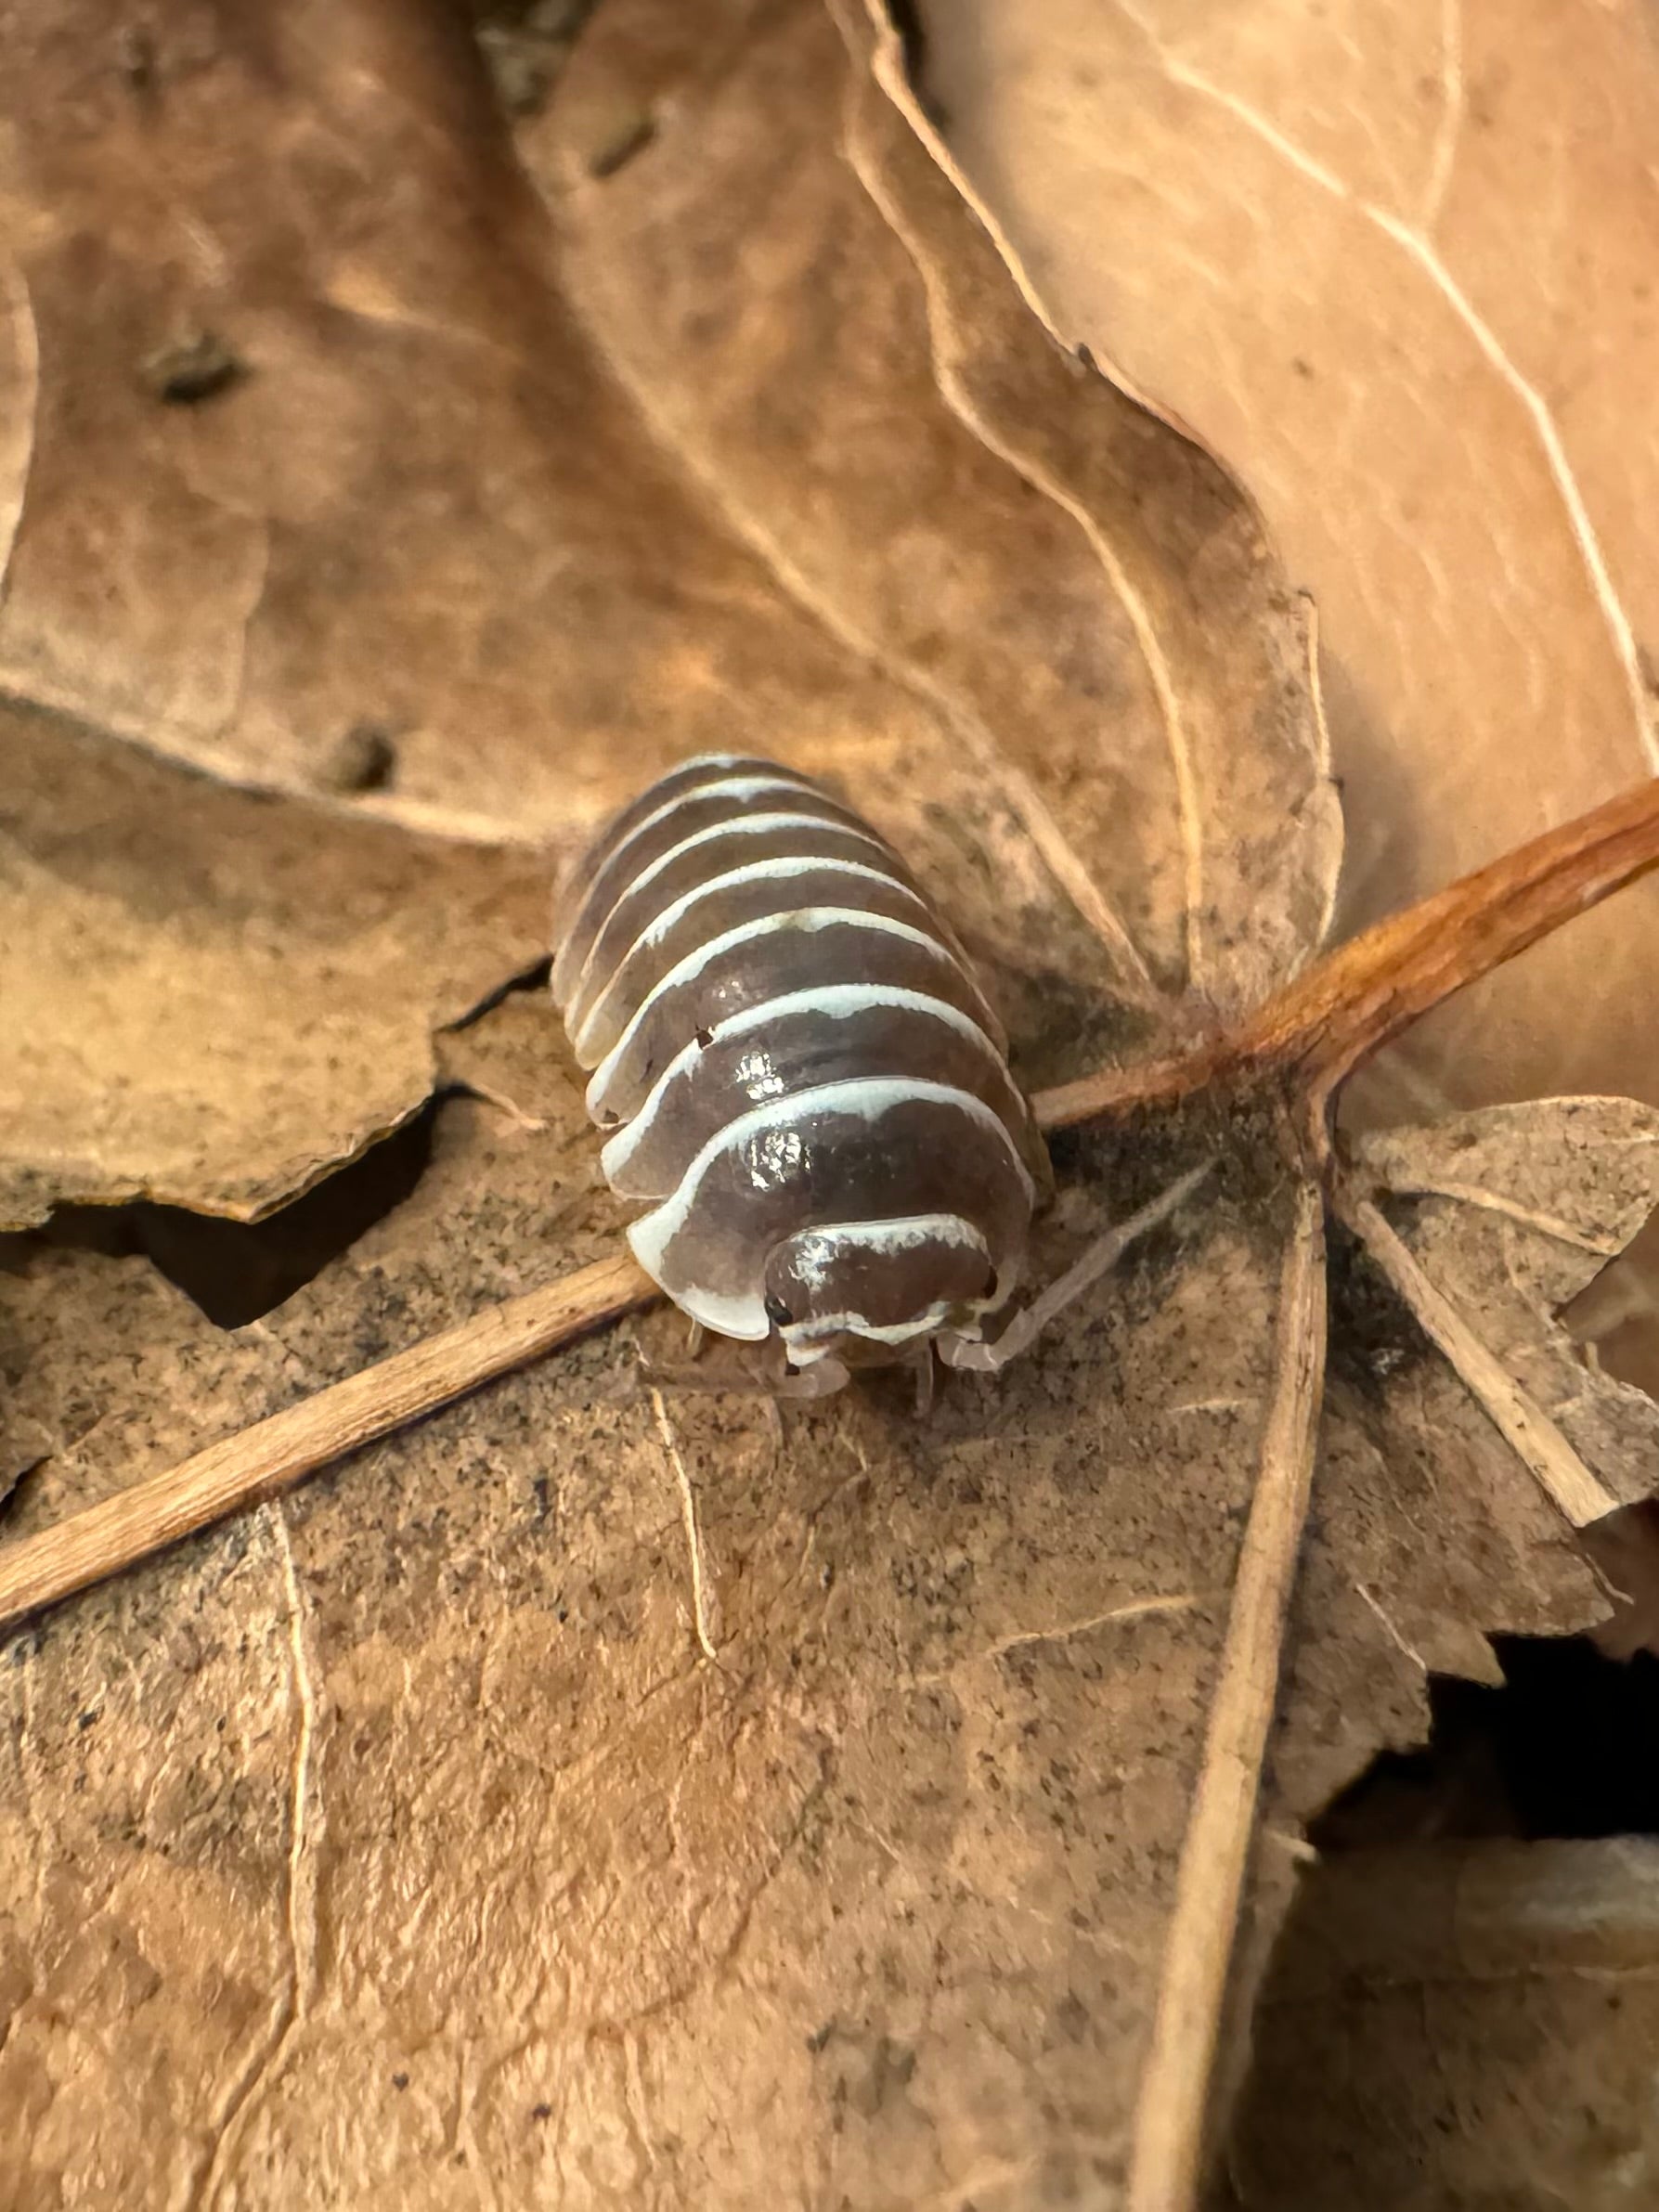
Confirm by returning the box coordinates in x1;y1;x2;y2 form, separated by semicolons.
599;985;1009;1184
581;905;990;1122
782;1304;956;1353
780;1211;992;1289
626;1078;1036;1339
565;811;900;1017
552;774;835;1005
571;859;932;1059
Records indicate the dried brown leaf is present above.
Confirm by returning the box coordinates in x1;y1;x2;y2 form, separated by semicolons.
1226;1840;1659;2209
5;1024;1648;2209
1354;1100;1659;1518
0;0;1129;1227
1279;1101;1659;1810
2;4;1657;2210
538;0;1338;1006
0;1001;1220;2206
0;699;550;1227
911;0;1659;1356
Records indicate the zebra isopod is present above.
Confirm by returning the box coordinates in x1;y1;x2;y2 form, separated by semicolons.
552;754;1051;1382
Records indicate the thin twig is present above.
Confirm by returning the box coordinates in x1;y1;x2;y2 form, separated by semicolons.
1040;775;1659;1132
0;1251;652;1636
648;1387;719;1662
1337;1189;1618;1529
1128;1179;1328;2212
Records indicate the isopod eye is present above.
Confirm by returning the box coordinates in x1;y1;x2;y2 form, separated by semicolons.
764;1292;794;1327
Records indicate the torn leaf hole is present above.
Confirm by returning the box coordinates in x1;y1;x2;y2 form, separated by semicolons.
447;953;554;1033
1229;1633;1659;2193
1312;1635;1659;1848
26;1098;441;1329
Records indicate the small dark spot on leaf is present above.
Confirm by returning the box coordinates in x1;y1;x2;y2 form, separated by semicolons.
475;1;592;117
1292;356;1315;379
805;2020;835;2054
77;1707;98;1731
392;2072;409;2090
589;108;655;179
139;330;243;405
531;2102;552;2121
116;24;156;93
322;723;398;796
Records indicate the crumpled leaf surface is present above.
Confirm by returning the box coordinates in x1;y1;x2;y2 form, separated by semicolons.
1277;1098;1659;1824
1352;1101;1659;1493
911;0;1659;1374
0;0;1326;1228
2;1;1657;2206
1225;1838;1659;2208
538;0;1335;1007
0;698;551;1230
6;999;1650;2209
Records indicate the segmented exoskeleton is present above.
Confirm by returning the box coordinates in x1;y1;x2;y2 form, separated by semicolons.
552;754;1052;1392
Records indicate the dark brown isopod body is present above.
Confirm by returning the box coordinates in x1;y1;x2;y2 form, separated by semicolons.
552;754;1050;1378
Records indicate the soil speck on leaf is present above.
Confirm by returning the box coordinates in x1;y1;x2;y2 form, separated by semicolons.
323;723;400;796
138;330;244;405
586;104;656;178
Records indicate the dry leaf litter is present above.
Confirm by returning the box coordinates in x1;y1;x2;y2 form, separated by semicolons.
1;1;1657;2206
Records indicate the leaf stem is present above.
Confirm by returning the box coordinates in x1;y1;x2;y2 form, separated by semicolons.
1336;1188;1618;1528
1127;1179;1328;2212
1038;776;1659;1133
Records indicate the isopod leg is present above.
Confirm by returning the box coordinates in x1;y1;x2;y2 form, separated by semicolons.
938;1162;1212;1374
636;1331;852;1403
632;1352;750;1395
912;1341;937;1419
767;1352;854;1402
